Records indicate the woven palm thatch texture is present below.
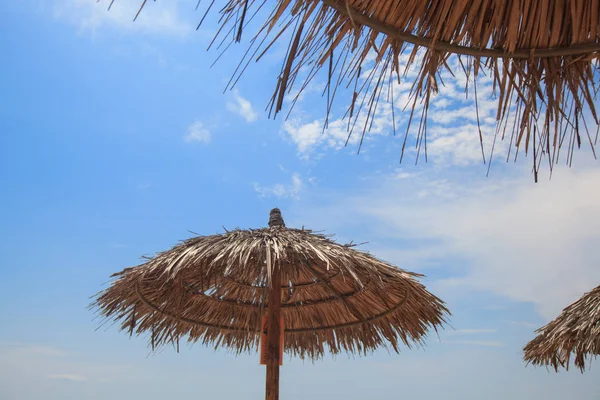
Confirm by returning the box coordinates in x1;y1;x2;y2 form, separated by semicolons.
121;0;600;180
93;209;449;360
523;284;600;371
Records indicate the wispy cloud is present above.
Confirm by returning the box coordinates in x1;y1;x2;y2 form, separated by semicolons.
280;52;511;166
184;121;211;144
281;106;394;158
508;320;538;328
441;329;500;346
0;342;67;357
415;168;600;320
296;164;600;321
442;340;505;348
447;329;498;335
48;373;88;382
227;90;258;123
137;182;152;190
0;341;137;387
53;0;193;36
254;173;304;199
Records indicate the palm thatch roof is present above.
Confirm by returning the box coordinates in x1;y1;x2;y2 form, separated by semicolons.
93;209;449;360
124;0;600;180
523;284;600;371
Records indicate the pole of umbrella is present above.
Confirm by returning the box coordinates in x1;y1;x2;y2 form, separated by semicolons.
265;265;281;400
265;208;284;400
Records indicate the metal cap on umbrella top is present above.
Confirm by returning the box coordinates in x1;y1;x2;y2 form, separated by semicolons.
93;208;449;399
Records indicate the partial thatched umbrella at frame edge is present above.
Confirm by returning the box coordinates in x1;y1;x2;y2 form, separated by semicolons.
523;284;600;372
93;208;449;400
118;0;600;180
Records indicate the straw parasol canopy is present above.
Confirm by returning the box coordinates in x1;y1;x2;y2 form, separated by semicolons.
123;0;600;180
523;284;600;372
93;208;449;399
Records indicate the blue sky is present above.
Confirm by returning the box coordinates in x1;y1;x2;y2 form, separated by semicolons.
1;1;599;399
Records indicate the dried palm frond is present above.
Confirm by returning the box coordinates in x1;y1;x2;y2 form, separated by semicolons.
523;284;600;371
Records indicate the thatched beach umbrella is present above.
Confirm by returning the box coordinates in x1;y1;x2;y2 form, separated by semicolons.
123;0;600;179
523;284;600;372
93;208;448;399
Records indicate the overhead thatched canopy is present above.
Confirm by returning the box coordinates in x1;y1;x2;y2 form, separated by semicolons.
93;210;449;360
523;284;600;372
123;0;600;180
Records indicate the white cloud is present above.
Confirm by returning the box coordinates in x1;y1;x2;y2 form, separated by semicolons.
442;340;505;347
447;329;498;335
281;119;323;154
440;329;501;347
412;168;600;320
280;52;517;167
53;0;192;36
296;164;600;321
184;121;211;144
0;342;67;357
227;90;258;123
509;321;538;328
281;108;394;157
48;373;88;382
254;173;303;199
367;345;598;399
0;341;138;390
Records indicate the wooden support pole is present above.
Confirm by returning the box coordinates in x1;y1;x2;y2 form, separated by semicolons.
265;264;282;400
265;208;285;400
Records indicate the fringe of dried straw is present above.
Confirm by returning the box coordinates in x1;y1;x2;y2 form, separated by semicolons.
92;227;449;359
523;284;600;372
